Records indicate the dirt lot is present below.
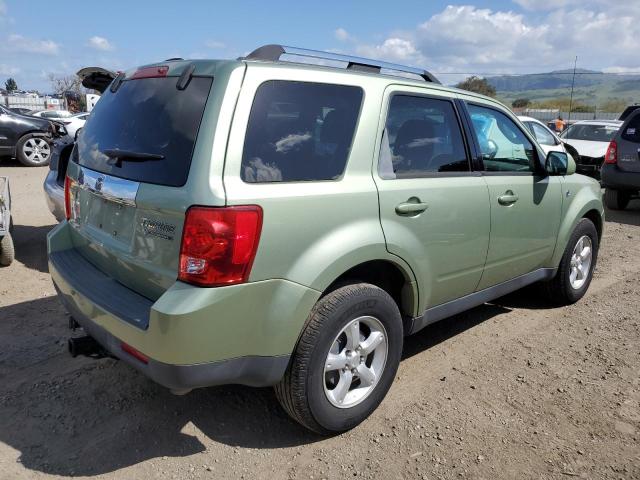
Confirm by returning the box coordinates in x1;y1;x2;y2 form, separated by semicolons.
0;161;639;480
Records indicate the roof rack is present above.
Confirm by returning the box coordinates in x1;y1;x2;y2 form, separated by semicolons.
242;44;440;84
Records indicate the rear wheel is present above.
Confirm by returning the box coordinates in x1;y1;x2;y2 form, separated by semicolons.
604;188;630;210
275;283;403;434
542;218;598;305
0;233;15;266
16;134;51;167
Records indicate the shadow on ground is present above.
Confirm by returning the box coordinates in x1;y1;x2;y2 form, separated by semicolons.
11;224;55;273
0;285;544;476
604;198;640;227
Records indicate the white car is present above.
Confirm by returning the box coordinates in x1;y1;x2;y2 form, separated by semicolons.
28;109;74;120
58;112;89;138
518;116;581;172
559;120;622;175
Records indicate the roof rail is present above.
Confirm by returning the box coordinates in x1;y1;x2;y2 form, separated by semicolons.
242;44;440;84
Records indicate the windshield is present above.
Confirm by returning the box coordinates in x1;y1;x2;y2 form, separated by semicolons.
75;76;212;186
562;124;619;142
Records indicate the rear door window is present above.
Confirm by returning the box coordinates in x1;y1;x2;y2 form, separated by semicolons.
76;76;213;187
241;81;363;183
378;95;470;178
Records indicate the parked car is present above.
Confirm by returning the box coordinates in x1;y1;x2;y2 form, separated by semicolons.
58;112;89;139
0;176;13;266
48;45;604;434
44;134;75;221
44;67;115;221
518;115;580;164
601;109;640;210
559;120;622;176
28;109;74;120
0;105;64;166
8;107;32;115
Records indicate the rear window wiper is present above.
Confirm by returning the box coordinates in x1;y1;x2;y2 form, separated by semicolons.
102;149;165;167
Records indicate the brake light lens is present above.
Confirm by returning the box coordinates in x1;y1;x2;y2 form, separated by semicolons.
605;140;617;164
64;175;74;220
131;65;169;79
178;206;263;287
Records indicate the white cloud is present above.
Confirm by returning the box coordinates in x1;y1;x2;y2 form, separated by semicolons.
334;28;353;42
205;40;225;49
7;34;59;55
349;4;640;77
0;1;6;16
0;64;19;76
88;36;114;51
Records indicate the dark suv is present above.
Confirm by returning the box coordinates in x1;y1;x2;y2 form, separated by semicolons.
0;106;62;166
602;109;640;210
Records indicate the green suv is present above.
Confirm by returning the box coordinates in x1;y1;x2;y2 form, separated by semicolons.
48;45;604;434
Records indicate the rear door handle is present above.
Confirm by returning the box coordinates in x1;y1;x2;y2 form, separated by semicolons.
498;190;519;206
395;199;429;215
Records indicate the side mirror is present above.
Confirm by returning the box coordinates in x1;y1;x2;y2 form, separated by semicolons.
545;151;575;175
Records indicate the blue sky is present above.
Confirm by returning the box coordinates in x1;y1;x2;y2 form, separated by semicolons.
1;0;638;91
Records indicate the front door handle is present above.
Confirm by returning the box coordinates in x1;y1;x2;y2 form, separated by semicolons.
498;190;519;206
395;198;429;215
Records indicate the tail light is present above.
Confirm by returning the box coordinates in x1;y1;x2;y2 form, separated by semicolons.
178;206;263;287
605;140;617;164
121;342;149;364
64;175;74;220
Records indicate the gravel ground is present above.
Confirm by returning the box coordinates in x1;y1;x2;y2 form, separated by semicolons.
0;161;639;480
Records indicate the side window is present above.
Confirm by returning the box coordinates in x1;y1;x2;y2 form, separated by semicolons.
468;104;537;173
241;81;363;183
379;95;469;179
530;122;557;146
621;114;640;142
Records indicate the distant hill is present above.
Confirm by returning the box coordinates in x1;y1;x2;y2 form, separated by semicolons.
485;69;640;109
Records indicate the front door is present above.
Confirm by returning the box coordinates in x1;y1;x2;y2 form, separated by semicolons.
466;102;563;289
374;88;491;312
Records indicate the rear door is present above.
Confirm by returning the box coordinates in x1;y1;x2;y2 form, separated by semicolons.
617;112;640;173
374;86;490;311
465;101;563;289
68;66;215;300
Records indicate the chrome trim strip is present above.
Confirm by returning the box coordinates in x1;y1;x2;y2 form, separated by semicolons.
77;166;139;206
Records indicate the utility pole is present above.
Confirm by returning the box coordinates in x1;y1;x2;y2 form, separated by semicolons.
568;55;577;125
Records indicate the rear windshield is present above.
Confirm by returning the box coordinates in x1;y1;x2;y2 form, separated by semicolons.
76;76;212;186
562;124;619;142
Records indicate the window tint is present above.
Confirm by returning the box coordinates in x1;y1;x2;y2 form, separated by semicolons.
76;76;212;187
379;95;469;179
529;122;557;146
241;81;363;183
621;114;640;142
468;105;537;173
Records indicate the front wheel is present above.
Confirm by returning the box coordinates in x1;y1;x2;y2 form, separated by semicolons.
275;283;403;434
542;218;598;305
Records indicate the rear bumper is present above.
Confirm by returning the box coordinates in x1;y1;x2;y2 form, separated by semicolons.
601;164;640;190
47;222;320;390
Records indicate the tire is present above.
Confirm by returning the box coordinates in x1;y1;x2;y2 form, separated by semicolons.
275;283;403;434
604;188;630;210
0;232;15;266
542;218;598;305
16;134;51;167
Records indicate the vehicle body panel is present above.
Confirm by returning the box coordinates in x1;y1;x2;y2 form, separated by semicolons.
0;105;52;156
372;84;490;311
